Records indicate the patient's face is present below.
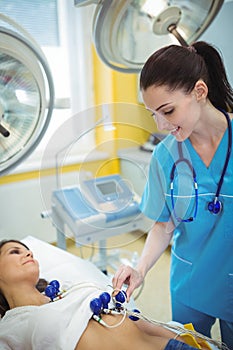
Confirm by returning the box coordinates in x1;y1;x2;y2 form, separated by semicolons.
0;242;40;287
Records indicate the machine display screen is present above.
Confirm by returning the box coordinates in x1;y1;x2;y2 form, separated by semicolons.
97;181;117;196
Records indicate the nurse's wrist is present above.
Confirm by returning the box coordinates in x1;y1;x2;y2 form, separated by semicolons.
135;264;147;280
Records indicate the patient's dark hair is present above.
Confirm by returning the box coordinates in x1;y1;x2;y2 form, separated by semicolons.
140;41;233;112
0;239;48;318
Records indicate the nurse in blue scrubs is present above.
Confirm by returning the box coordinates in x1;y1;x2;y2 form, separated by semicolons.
113;41;233;349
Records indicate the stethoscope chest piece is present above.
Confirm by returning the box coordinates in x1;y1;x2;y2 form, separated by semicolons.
207;198;222;215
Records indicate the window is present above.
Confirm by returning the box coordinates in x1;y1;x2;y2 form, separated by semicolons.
1;0;96;172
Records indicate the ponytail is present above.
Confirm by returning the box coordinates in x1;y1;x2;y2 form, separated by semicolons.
193;41;233;111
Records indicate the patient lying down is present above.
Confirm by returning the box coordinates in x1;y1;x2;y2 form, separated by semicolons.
0;240;225;350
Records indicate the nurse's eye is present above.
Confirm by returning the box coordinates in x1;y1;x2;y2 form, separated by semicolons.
163;109;174;116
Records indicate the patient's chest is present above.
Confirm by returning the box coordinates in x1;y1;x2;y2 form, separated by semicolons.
0;284;108;350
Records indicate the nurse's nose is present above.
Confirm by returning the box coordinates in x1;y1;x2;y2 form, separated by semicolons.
153;112;171;131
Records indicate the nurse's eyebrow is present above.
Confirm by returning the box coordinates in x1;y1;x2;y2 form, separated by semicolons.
156;102;171;111
146;102;172;114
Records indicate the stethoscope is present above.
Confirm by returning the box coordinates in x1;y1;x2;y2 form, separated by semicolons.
170;109;232;222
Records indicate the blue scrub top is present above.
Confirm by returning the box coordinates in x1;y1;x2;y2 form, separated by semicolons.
140;123;233;322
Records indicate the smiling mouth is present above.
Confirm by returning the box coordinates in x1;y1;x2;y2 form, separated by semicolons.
24;260;34;265
170;126;180;134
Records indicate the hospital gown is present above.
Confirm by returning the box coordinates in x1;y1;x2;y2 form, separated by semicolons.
0;282;110;350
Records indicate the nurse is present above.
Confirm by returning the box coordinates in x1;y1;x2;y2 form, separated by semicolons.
113;41;233;349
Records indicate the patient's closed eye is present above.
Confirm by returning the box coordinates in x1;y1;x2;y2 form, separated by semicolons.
10;248;21;254
9;247;29;255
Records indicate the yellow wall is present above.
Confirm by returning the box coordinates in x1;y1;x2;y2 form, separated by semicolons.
92;47;155;177
92;45;139;104
0;160;113;185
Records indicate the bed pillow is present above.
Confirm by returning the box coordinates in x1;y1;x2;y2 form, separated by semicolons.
21;235;110;287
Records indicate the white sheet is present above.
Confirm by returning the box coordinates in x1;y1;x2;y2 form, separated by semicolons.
21;235;111;286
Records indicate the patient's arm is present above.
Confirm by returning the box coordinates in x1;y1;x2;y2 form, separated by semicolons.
135;319;212;350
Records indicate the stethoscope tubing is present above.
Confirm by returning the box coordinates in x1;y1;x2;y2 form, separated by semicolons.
214;109;232;198
170;109;232;221
170;143;198;222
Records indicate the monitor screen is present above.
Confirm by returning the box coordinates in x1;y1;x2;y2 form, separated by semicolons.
96;181;117;196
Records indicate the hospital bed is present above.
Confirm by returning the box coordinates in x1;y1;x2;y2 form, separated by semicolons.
21;236;220;350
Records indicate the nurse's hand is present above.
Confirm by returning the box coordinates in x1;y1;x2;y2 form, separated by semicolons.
112;264;144;301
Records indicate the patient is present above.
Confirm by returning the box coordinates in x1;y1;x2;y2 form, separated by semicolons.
0;240;220;350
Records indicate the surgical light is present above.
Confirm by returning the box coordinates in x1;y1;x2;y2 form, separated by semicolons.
75;0;224;73
0;14;54;176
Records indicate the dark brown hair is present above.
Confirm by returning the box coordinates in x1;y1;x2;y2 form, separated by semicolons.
0;239;30;252
140;41;233;111
0;239;48;318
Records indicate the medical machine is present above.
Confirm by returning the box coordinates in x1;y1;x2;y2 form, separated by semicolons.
51;174;152;269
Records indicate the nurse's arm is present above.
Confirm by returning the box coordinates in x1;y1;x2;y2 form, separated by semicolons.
136;221;173;283
112;221;173;299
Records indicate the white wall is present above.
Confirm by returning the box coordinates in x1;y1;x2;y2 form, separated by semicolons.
0;171;82;243
0;177;56;242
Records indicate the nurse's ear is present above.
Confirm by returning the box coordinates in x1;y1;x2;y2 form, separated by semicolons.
193;80;208;101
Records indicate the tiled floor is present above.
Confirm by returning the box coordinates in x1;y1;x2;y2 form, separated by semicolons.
66;230;220;341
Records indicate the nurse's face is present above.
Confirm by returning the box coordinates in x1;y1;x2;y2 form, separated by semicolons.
142;84;201;142
0;242;39;288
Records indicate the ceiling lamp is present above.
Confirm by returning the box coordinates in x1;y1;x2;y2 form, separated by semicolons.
75;0;224;73
0;14;54;176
